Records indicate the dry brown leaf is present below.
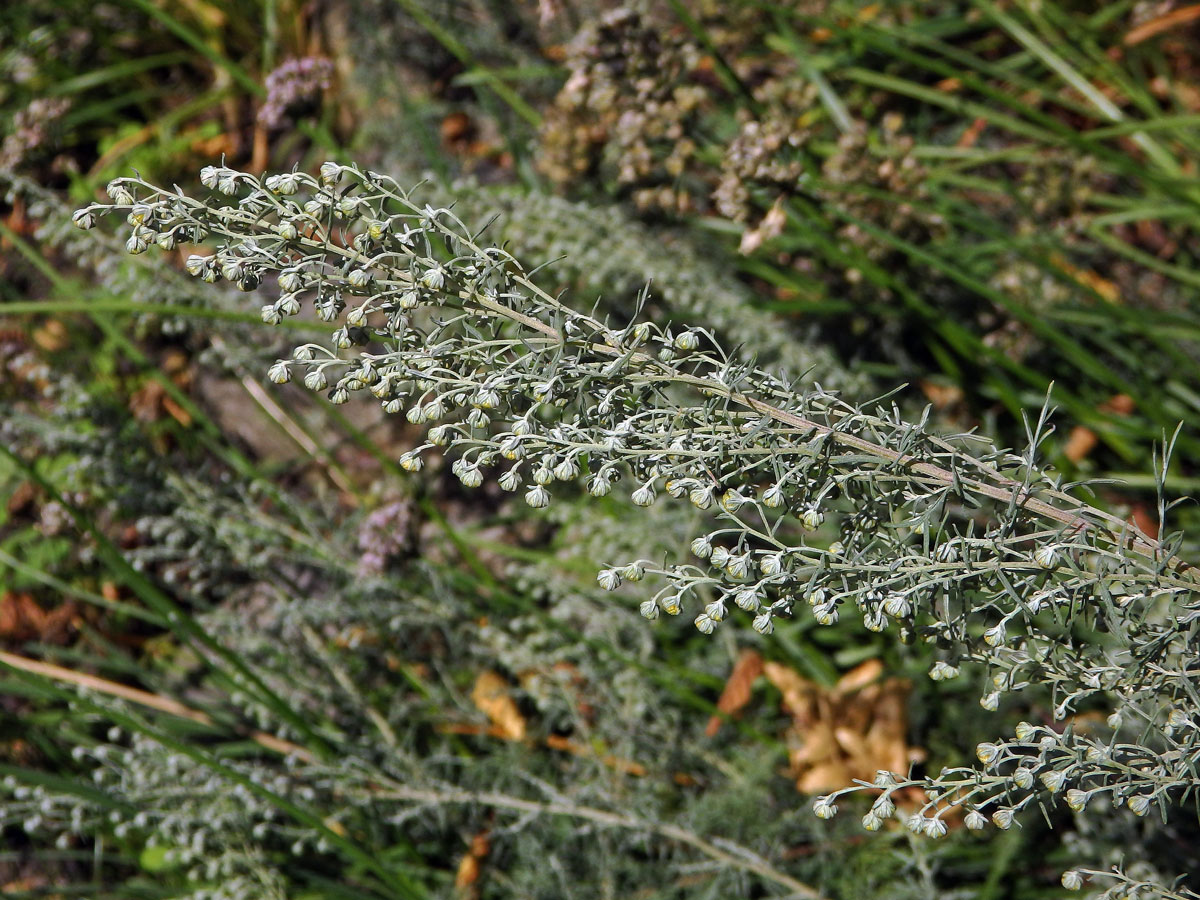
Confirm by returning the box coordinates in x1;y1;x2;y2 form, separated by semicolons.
956;115;988;148
545;734;647;776
32;319;68;351
706;649;763;736
441;112;473;145
0;592;77;645
161;396;193;427
7;480;36;516
455;830;491;898
764;659;919;796
1063;394;1136;463
129;380;166;423
836;659;883;693
1050;253;1121;303
471;670;527;741
918;379;964;412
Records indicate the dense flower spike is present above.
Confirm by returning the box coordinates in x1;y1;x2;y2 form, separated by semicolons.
80;164;1200;846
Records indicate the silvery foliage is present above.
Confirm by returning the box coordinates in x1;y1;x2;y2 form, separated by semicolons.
78;164;1200;876
427;183;867;391
3;735;290;899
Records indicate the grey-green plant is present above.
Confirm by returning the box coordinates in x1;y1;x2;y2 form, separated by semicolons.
71;162;1200;897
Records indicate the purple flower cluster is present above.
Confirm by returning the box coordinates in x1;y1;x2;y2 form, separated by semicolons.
355;497;415;577
0;97;71;171
257;56;333;130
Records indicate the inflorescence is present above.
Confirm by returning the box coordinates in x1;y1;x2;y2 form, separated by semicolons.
75;163;1200;856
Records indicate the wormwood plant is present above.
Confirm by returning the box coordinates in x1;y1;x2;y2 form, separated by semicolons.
74;163;1200;895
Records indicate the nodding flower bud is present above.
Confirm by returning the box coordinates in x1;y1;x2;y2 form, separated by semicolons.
597;569;622;591
725;553;750;579
799;505;824;531
125;228;151;255
720;489;744;513
812;796;838;820
587;473;612;497
1127;794;1151;816
621;561;646;582
983;623;1006;647
1034;545;1060;569
420;267;445;290
759;552;784;576
265;172;300;195
1040;770;1067;793
498;468;521;492
277;294;302;317
319;161;341;185
457;464;483;488
185;254;212;278
923;818;947;839
72;208;97;230
628;322;651;345
631;482;657;507
106;181;134;205
929;661;959;681
733;588;760;611
524;484;550;509
552;457;580;481
673;330;700;351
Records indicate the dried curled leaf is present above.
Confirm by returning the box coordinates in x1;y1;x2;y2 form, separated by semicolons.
764;659;920;795
706;649;764;737
471;670;527;741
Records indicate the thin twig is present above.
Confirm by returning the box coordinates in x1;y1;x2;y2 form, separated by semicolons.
371;783;827;899
0;649;315;763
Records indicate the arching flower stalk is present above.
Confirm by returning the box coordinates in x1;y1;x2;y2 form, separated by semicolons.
77;163;1200;839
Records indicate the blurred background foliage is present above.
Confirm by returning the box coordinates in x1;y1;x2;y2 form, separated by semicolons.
2;1;1199;898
